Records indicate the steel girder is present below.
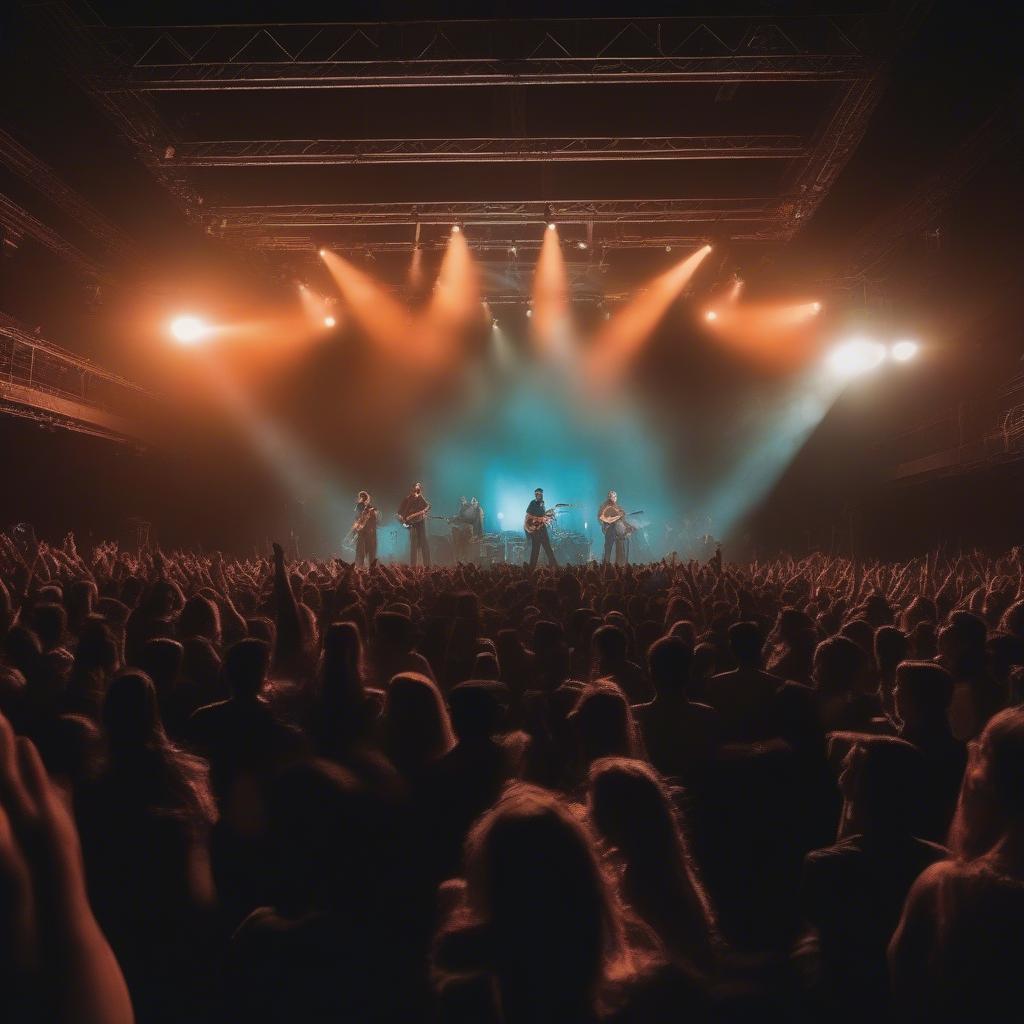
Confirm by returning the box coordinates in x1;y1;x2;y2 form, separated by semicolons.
210;197;785;228
0;312;154;441
0;193;108;280
0;129;139;261
167;134;807;166
87;16;877;91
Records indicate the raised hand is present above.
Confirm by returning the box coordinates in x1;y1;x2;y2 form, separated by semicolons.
0;715;134;1024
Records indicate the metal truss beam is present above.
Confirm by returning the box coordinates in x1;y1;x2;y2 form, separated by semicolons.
0;312;154;392
0;129;139;262
33;2;205;220
0;312;155;442
238;231;778;258
211;198;786;229
0;194;107;280
843;92;1024;279
89;16;878;91
780;74;888;237
170;134;806;166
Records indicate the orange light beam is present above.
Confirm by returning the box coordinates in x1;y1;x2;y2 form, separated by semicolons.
531;224;572;358
587;244;711;387
320;249;412;358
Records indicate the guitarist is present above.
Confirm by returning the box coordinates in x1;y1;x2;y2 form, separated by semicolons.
598;490;628;565
352;490;379;568
397;482;431;567
525;488;558;570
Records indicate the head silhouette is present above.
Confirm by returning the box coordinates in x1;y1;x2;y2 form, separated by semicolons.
728;621;764;668
382;672;455;777
223;638;270;700
894;660;954;731
102;670;164;750
463;783;627;1014
647;635;693;697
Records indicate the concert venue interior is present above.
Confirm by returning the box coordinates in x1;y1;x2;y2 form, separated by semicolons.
1;3;1023;1023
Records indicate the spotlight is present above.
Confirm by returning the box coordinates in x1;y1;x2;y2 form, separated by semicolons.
169;315;208;344
812;301;822;313
547;222;556;231
665;245;672;253
323;316;336;328
318;248;327;258
492;318;499;328
827;338;887;378
891;339;919;362
497;512;504;521
526;308;533;318
508;246;518;256
705;310;718;322
577;241;588;250
452;224;461;233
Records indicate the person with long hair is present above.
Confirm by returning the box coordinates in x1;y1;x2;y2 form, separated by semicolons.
310;621;380;763
889;706;1024;1020
76;670;217;1021
434;782;675;1023
588;757;720;974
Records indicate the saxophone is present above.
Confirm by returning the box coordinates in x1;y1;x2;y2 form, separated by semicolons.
349;503;377;538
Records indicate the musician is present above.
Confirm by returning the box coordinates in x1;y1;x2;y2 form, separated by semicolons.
525;488;558;569
467;497;484;538
397;482;431;567
451;496;485;561
352;490;379;568
598;489;628;565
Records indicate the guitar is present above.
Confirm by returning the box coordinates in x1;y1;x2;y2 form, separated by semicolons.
599;509;645;536
524;502;575;534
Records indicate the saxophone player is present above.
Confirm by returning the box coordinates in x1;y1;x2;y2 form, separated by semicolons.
397;482;432;567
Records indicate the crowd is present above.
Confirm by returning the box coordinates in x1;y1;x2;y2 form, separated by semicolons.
2;528;1024;1022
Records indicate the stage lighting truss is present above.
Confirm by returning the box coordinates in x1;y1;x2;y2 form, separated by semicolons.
32;7;889;255
0;312;154;442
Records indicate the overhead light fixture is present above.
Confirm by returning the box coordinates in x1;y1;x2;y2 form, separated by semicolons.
891;339;919;362
705;310;718;322
827;338;887;378
169;315;209;345
323;316;336;328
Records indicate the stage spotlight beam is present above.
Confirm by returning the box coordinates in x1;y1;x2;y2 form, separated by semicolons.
827;338;887;377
